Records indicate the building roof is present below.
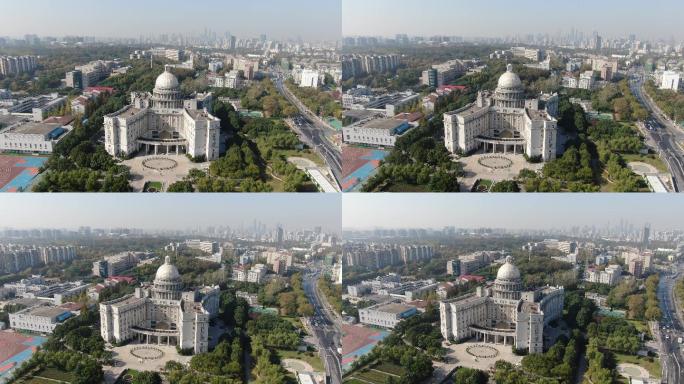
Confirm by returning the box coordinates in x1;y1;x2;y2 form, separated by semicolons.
496;256;521;280
42;115;74;125
497;64;523;90
155;66;180;91
373;302;415;314
26;305;70;318
361;118;407;131
155;256;180;282
5;122;61;135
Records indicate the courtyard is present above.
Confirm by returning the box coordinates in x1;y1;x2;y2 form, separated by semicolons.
121;154;209;192
457;152;543;192
103;343;192;384
440;339;523;373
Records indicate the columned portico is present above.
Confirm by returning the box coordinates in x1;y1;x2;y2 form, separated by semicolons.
479;137;526;156
139;138;188;156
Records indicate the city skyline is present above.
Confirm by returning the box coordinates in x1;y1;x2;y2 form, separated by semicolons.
0;0;341;41
343;0;684;41
343;195;684;231
0;194;341;233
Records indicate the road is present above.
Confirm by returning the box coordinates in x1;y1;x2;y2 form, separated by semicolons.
657;261;684;384
629;68;684;191
270;70;343;185
303;266;343;384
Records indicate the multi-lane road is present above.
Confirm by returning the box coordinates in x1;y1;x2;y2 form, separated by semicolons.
629;68;684;191
270;70;343;185
303;266;342;384
657;262;684;384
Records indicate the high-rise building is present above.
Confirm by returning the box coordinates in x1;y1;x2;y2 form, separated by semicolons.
642;224;651;250
660;71;682;92
65;70;83;89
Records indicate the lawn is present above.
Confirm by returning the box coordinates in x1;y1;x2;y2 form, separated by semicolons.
343;362;403;384
143;181;163;192
373;362;405;377
622;153;669;173
614;353;661;378
276;349;325;372
17;367;76;384
35;367;75;382
21;378;57;384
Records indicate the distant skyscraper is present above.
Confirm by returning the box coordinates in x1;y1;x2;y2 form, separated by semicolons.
276;226;284;247
641;224;650;250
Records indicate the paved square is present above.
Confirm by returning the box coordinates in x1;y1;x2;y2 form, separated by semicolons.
121;154;209;192
103;344;192;384
457;153;543;191
441;340;523;372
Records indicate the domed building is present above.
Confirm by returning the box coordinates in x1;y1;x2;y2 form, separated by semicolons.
439;256;564;354
443;64;559;162
104;65;220;161
100;256;220;354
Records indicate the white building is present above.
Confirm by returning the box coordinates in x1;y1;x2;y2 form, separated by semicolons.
0;120;71;154
585;264;622;286
440;257;564;354
300;69;321;88
443;65;558;162
9;304;77;334
232;264;267;284
100;256;220;354
578;71;595;90
342;118;410;147
104;66;220;160
358;301;418;329
660;71;682;91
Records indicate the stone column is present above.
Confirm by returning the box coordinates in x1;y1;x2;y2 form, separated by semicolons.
154;145;158;155
176;146;179;155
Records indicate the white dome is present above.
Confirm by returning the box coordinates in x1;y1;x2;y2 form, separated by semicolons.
496;256;521;280
497;64;522;89
155;66;179;90
155;256;180;281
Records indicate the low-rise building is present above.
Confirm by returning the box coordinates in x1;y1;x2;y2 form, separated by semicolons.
9;304;76;334
358;301;418;329
342;118;410;147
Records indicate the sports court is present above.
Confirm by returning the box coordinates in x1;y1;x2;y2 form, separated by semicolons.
0;155;48;192
341;324;389;372
341;147;387;192
0;331;47;382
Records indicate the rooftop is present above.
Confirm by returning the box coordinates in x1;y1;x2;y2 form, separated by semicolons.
373;302;415;314
361;118;407;131
25;305;70;318
4;122;62;135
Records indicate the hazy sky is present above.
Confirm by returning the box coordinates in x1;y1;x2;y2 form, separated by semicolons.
343;194;684;231
0;0;341;41
343;0;684;40
0;194;341;233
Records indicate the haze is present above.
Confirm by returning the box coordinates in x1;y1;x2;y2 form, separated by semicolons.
0;0;341;41
0;194;342;233
343;0;684;41
343;194;684;231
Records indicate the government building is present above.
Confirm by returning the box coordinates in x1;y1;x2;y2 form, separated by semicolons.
100;256;220;354
439;257;564;354
443;64;559;162
104;66;220;160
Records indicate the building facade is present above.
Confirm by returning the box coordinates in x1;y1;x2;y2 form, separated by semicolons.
100;256;219;354
440;257;564;354
104;66;220;160
443;65;558;161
